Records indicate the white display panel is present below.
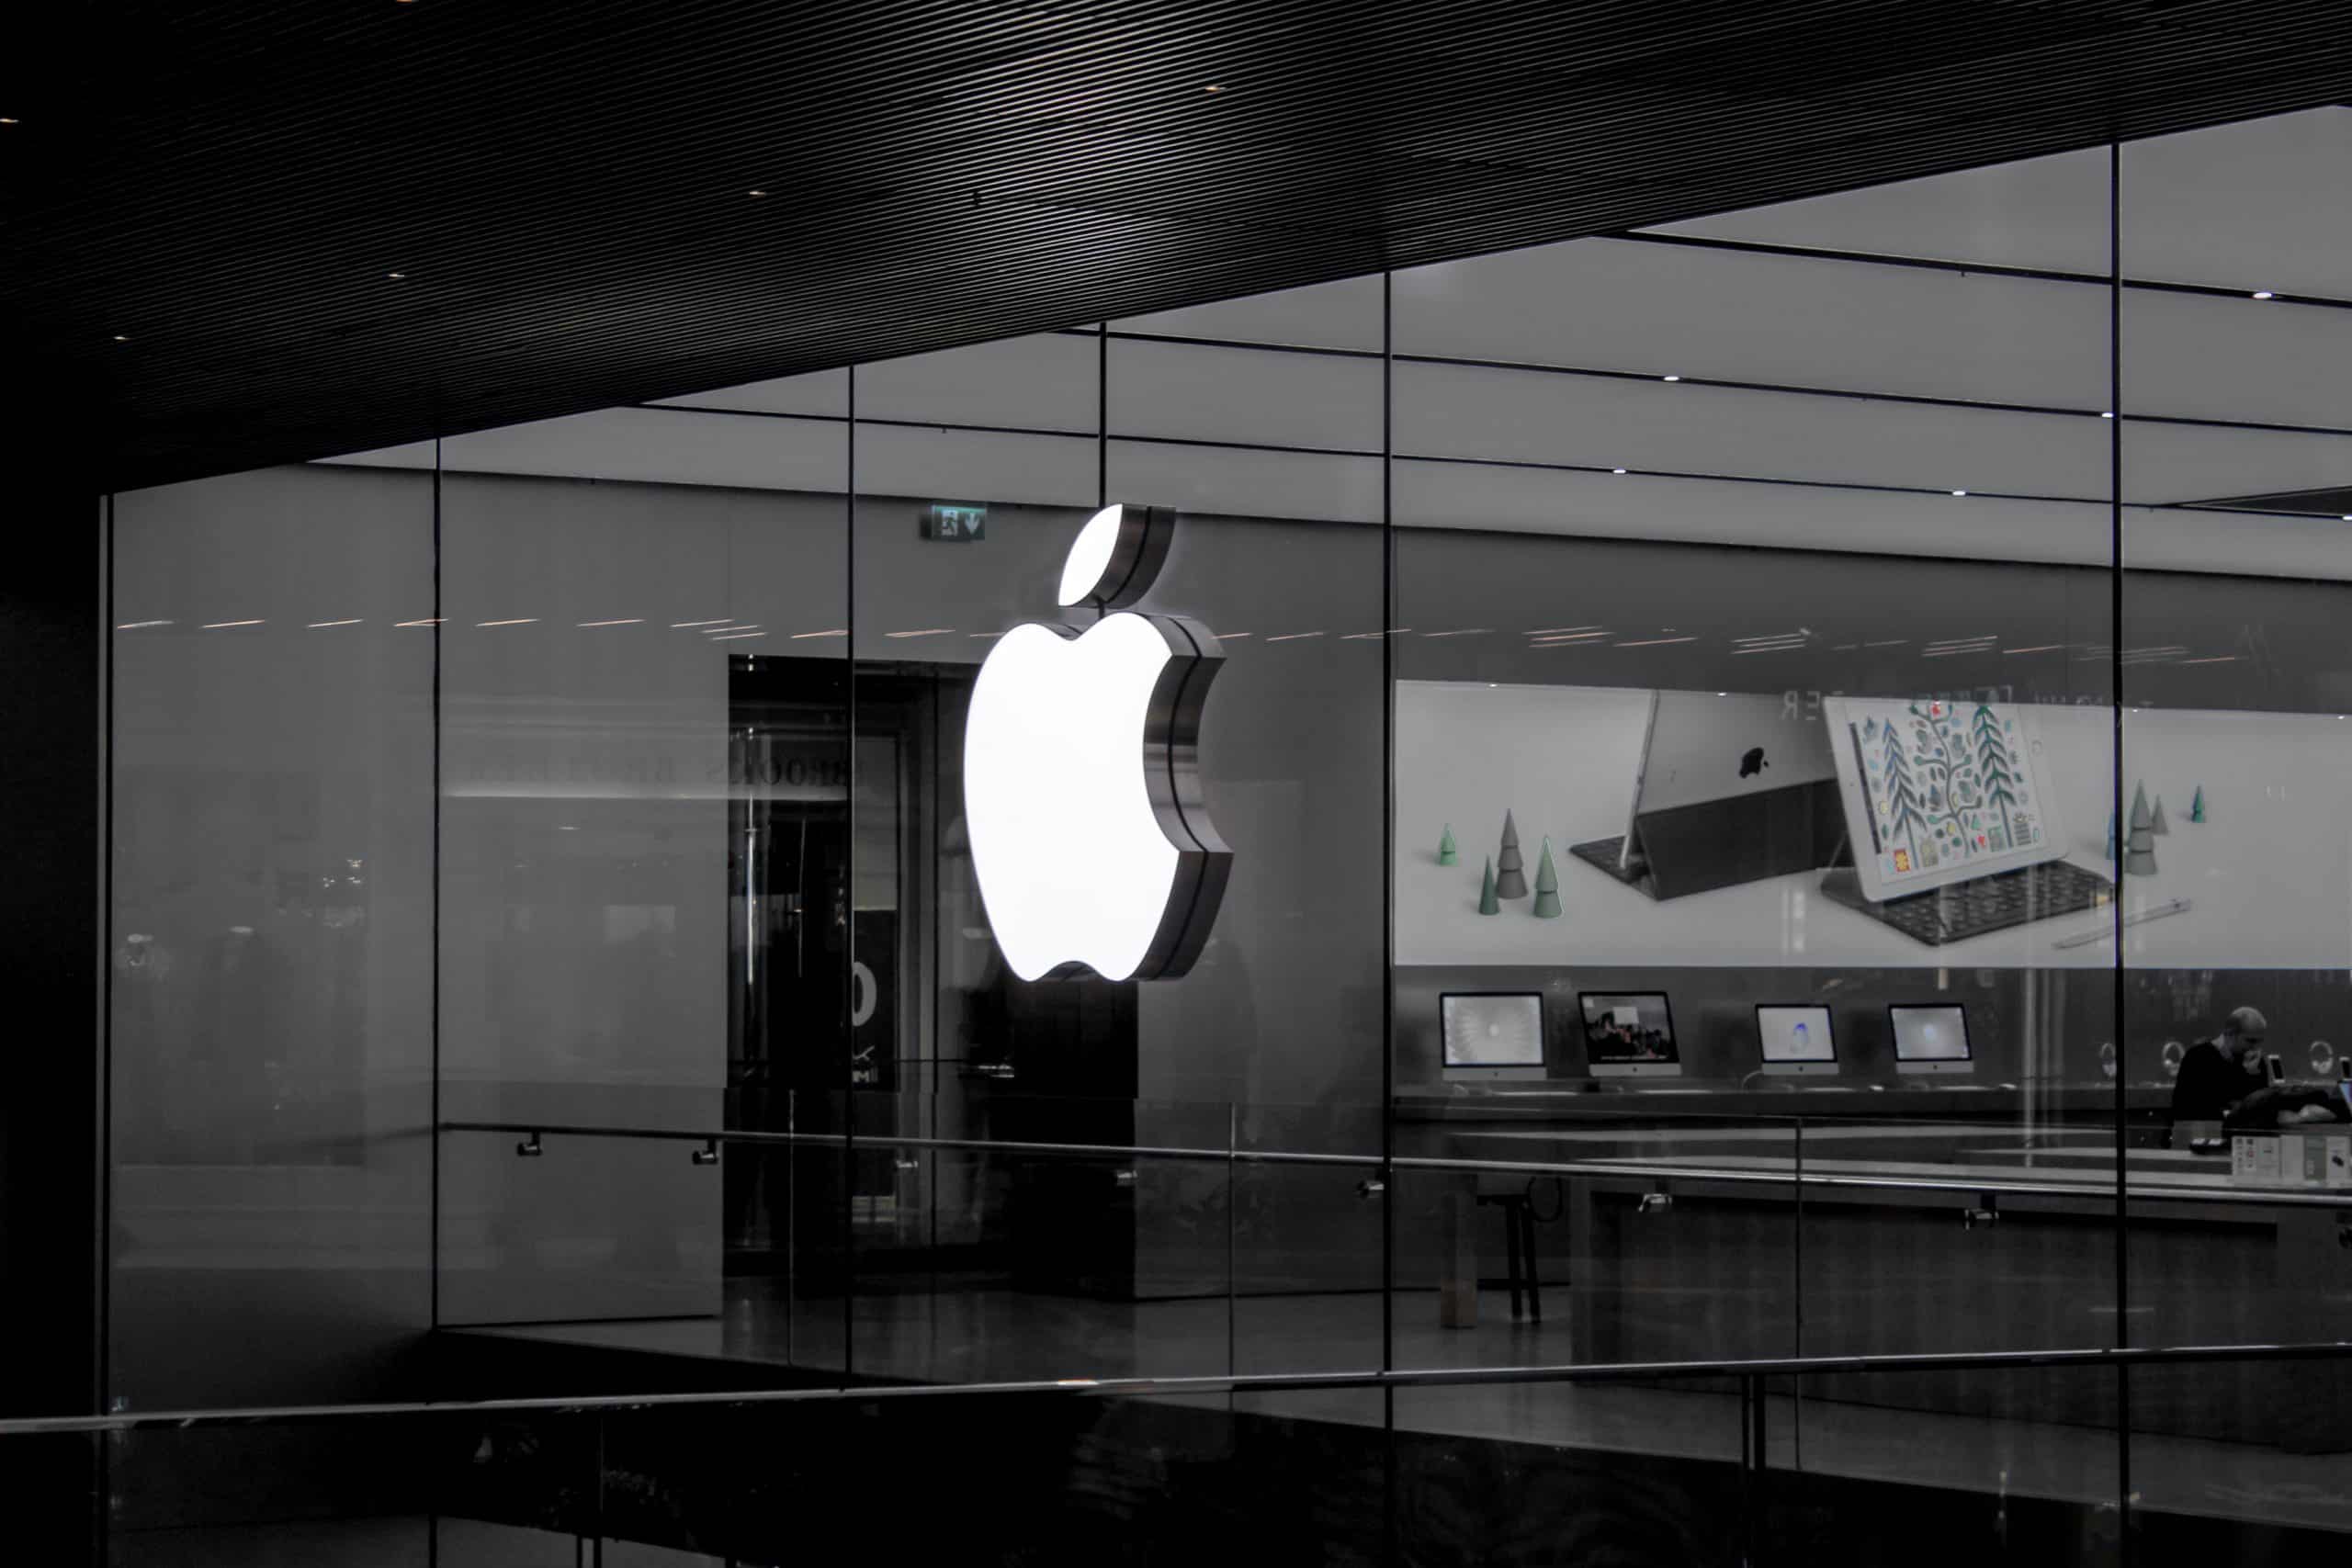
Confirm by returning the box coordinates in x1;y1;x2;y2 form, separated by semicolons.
1395;680;2352;968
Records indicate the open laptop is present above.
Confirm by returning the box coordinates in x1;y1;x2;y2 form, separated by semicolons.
1568;689;1842;899
1817;695;2110;945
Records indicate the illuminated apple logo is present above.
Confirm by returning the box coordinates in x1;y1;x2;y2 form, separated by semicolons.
964;502;1231;981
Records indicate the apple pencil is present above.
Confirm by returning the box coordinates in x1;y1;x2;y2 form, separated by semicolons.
2051;897;2192;950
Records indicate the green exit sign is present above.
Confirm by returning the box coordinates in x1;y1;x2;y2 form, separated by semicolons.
922;502;987;542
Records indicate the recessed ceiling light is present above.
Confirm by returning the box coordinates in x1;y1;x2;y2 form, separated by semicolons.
2340;514;2351;522
2252;290;2275;300
748;188;769;197
387;271;408;279
1951;489;1968;497
1204;85;1223;93
2099;411;2116;419
1661;374;1681;382
0;118;18;126
111;333;130;342
1611;468;1628;475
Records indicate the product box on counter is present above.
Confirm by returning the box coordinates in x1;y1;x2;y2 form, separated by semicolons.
2230;1129;2352;1188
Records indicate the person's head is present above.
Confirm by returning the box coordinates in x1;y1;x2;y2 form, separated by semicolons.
2221;1005;2269;1070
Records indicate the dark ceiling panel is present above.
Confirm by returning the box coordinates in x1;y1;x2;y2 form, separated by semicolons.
5;0;2352;490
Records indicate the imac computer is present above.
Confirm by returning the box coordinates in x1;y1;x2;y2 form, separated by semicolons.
1580;991;1681;1079
1757;1004;1838;1077
1441;992;1548;1083
1891;1004;1973;1077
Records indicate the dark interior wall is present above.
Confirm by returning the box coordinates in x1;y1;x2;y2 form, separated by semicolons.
0;458;102;1420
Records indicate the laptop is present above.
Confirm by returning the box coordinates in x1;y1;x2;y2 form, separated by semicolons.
1568;689;1842;899
1818;695;2111;945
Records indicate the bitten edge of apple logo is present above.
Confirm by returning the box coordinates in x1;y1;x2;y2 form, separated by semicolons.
965;502;1232;982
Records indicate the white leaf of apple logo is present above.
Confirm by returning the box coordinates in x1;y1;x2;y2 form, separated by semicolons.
965;503;1231;982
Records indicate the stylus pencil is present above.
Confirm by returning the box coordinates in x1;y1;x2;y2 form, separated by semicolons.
2051;897;2192;949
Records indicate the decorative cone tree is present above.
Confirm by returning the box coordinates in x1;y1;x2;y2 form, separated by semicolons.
2123;791;2159;876
1437;823;1458;866
2189;786;2206;824
1532;838;1562;918
2150;795;2170;835
1495;810;1529;898
1477;855;1500;916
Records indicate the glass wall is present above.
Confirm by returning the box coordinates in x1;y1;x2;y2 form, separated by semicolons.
91;105;2352;1553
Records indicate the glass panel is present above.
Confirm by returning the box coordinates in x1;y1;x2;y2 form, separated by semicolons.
434;408;849;1364
109;465;435;1411
1390;1372;1749;1562
2117;112;2352;1544
1393;1113;1799;1370
1390;144;2119;1364
1776;1362;2123;1563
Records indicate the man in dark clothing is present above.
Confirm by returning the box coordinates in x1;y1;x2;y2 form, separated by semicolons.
2169;1005;2267;1132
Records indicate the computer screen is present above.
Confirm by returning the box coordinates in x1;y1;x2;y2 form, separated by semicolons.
1824;697;2063;897
1890;1004;1973;1075
1758;1005;1837;1075
1579;992;1680;1077
1441;992;1545;1069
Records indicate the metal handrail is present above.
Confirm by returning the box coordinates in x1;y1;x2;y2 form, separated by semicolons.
9;1337;2352;1439
440;1119;2352;1210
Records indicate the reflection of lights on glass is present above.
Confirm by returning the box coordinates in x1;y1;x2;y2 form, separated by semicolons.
2161;1039;2185;1078
2311;1041;2335;1075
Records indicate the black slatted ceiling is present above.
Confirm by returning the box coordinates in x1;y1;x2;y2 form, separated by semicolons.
5;0;2351;491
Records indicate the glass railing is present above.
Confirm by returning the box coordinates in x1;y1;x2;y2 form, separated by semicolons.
430;1089;2350;1397
19;1344;2352;1562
